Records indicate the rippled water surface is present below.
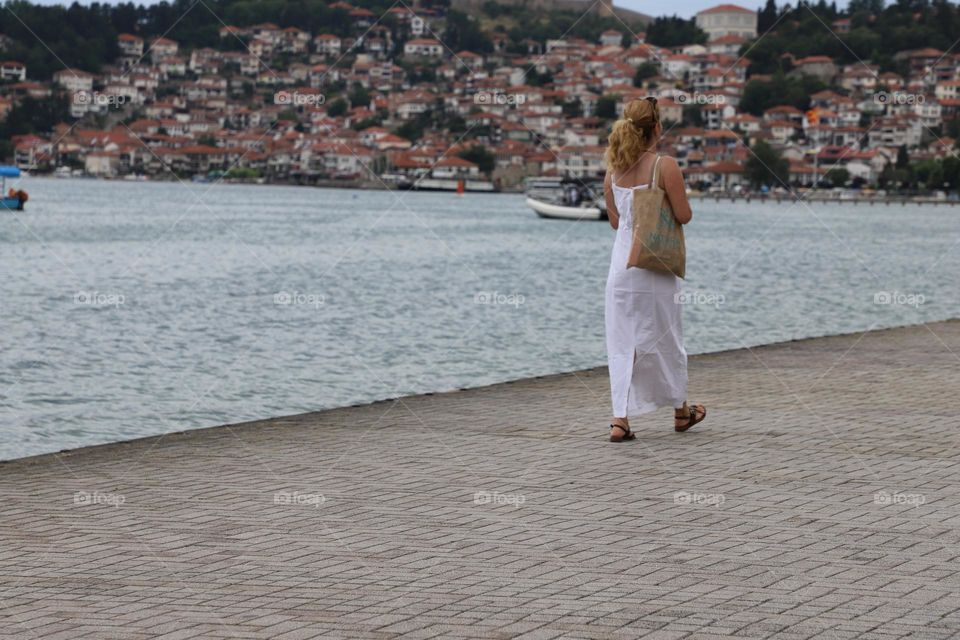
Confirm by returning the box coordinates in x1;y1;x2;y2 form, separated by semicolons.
2;177;958;459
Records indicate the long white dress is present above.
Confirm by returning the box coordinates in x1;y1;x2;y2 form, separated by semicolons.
605;162;688;418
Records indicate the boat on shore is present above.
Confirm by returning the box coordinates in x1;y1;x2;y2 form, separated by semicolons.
524;176;606;221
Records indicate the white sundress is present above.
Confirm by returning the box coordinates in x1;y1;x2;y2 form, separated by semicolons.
605;157;688;418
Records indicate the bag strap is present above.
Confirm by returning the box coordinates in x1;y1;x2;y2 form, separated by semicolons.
650;154;662;189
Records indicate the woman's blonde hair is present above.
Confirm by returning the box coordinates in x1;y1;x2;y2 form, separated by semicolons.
605;98;660;173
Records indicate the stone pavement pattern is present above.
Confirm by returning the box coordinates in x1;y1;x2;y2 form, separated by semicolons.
2;321;960;640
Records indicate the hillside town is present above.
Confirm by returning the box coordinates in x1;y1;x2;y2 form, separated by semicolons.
1;1;960;193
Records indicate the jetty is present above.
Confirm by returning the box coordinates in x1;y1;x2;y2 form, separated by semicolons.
1;320;959;639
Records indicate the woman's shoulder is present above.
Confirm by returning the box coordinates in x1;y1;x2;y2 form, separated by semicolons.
656;154;680;171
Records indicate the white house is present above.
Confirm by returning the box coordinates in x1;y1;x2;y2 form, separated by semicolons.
0;61;26;82
695;4;758;41
404;39;443;59
314;34;342;56
53;69;94;93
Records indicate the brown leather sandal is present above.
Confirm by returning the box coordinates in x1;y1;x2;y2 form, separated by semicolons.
674;404;706;433
609;424;636;442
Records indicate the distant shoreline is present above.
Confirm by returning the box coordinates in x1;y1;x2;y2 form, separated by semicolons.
22;174;960;204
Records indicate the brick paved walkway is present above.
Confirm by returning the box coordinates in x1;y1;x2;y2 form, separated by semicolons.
2;321;960;639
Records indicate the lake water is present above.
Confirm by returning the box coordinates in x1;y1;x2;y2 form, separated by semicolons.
2;177;958;460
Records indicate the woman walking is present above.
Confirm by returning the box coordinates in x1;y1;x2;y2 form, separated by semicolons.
603;97;706;442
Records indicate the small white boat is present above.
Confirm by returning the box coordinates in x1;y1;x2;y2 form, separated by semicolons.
525;196;604;220
524;176;606;221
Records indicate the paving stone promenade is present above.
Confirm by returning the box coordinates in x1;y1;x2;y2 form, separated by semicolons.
1;321;959;639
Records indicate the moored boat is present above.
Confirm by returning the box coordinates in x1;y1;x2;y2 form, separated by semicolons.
0;166;27;211
524;176;606;221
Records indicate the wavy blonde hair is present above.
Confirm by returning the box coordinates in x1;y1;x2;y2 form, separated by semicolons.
605;98;660;173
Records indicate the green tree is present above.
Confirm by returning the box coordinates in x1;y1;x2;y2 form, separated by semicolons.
745;140;790;189
758;0;780;33
327;98;347;118
633;62;659;87
896;145;910;169
595;95;618;120
458;144;495;174
740;73;827;115
0;94;70;141
348;83;370;109
823;167;849;188
395;120;423;142
443;10;493;53
645;16;707;47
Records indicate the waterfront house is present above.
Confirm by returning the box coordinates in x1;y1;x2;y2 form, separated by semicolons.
432;156;480;179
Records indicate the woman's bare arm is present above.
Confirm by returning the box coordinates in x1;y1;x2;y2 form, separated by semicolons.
604;170;619;230
660;156;693;224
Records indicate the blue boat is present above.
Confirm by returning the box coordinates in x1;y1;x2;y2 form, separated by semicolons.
0;166;27;210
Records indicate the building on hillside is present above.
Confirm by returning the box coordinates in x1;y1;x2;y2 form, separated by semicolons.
695;4;757;42
0;61;26;82
53;69;95;93
117;33;144;58
150;38;179;62
404;39;443;59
